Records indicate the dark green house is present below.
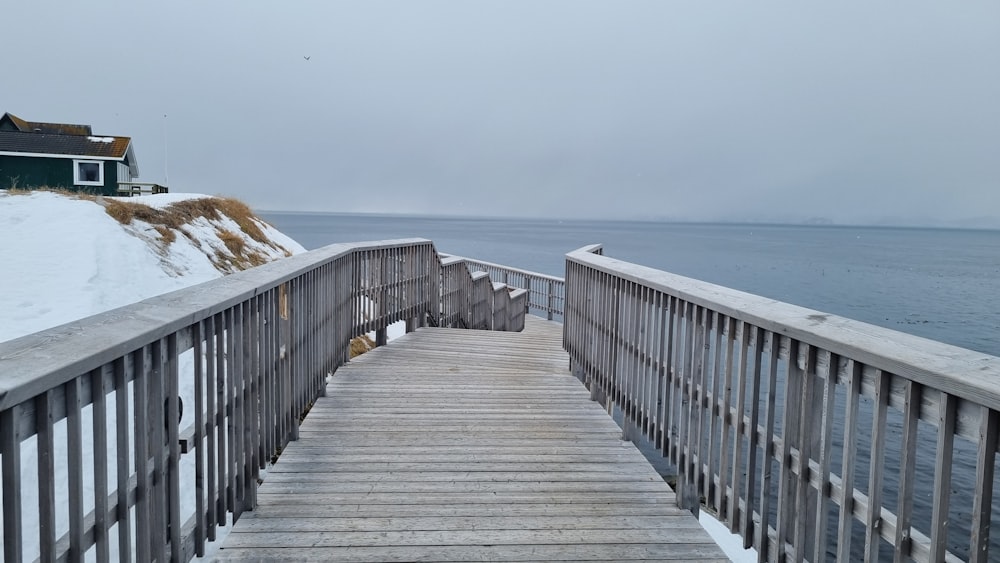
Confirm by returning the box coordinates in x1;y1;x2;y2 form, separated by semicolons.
0;112;140;196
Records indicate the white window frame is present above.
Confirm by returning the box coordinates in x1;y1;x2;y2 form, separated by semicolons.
73;159;104;186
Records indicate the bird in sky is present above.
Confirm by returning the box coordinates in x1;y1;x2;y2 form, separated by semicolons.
303;56;311;61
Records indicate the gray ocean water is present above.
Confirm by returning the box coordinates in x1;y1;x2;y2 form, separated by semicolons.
263;212;1000;358
262;211;1000;559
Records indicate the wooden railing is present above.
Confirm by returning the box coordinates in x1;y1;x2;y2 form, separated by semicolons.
0;239;528;563
443;253;582;321
563;246;999;563
117;182;169;196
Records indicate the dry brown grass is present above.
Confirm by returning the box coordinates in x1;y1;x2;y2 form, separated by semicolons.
104;196;268;240
217;229;246;257
350;335;376;358
100;195;291;270
105;200;160;225
154;226;176;245
3;186;100;201
212;197;269;244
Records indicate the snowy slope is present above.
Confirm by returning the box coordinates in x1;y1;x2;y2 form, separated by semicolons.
0;190;305;343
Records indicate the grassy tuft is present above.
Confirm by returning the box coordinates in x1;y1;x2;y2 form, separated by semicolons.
105;200;160;225
98;194;293;272
350;335;376;358
217;229;246;257
154;226;176;245
213;197;269;243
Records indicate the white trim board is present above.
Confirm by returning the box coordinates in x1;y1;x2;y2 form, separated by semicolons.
0;150;126;161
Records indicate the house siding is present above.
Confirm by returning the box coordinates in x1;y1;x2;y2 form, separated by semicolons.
0;155;120;195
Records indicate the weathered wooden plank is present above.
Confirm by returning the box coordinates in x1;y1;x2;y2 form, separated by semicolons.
254;480;672;495
229;515;703;532
235;502;689;519
264;462;664;474
221;527;718;547
274;452;650;464
214;543;730;562
260;470;663;483
216;321;724;561
270;444;647;455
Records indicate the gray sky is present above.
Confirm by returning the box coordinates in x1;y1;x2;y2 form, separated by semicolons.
3;1;998;224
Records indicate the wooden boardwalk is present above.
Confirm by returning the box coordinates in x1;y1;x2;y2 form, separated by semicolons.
215;316;728;562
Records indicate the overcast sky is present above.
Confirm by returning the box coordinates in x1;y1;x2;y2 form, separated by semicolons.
3;2;997;224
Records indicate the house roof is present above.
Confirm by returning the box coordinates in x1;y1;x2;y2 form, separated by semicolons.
0;130;132;159
0;112;93;136
0;112;139;175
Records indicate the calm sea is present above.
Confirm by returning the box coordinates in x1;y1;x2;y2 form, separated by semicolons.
262;212;1000;559
263;212;1000;357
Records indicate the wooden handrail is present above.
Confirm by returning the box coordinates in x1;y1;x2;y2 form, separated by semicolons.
0;239;530;563
441;253;566;321
563;245;997;562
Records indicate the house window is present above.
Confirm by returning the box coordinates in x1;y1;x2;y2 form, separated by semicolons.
73;160;103;186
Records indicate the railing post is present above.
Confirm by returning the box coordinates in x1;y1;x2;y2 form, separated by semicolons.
547;279;555;321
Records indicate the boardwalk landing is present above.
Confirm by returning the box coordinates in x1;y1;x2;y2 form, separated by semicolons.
216;317;728;562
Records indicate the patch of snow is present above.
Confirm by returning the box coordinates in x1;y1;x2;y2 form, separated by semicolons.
699;510;758;562
0;191;216;342
118;192;214;208
87;136;116;142
0;190;304;343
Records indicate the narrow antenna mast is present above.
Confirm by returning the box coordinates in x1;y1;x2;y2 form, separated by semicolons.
162;114;169;184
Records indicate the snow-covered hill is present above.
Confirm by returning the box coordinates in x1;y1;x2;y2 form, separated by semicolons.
0;189;305;343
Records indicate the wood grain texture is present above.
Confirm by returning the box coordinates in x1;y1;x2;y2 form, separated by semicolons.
218;317;725;561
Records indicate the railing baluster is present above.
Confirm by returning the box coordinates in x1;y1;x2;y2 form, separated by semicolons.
893;379;922;562
695;307;712;508
653;290;667;451
133;348;151;563
757;333;782;560
1;404;23;563
970;406;998;563
706;311;724;510
232;304;246;520
776;338;802;559
930;392;957;561
837;360;863;563
92;367;111;563
66;376;85;561
864;369;891;562
741;327;764;548
728;320;749;534
166;334;182;562
150;340;167;563
717;316;735;521
194;320;207;555
214;311;228;526
813;351;839;563
37;389;56;562
793;344;816;560
114;357;132;563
